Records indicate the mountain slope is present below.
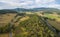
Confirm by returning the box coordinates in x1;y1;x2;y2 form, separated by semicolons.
14;8;60;14
0;7;60;13
15;15;58;37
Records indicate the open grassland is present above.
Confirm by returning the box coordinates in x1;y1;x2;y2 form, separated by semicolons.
20;16;30;22
0;33;9;37
47;20;60;31
0;33;15;37
0;13;17;23
0;13;17;27
44;13;60;31
44;14;60;22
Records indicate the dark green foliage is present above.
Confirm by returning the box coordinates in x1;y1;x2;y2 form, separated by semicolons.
0;10;17;14
0;24;15;34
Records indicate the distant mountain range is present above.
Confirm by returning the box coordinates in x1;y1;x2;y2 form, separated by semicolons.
0;7;60;13
14;8;60;13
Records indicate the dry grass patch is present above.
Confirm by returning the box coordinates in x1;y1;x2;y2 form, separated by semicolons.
14;16;30;26
0;13;17;26
47;20;60;31
20;16;30;22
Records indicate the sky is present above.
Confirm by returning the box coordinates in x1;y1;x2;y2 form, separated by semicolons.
0;0;60;9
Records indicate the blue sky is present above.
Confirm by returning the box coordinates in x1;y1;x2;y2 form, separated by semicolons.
0;0;60;9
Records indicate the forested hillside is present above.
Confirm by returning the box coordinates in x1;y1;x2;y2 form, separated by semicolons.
0;8;60;37
14;15;58;37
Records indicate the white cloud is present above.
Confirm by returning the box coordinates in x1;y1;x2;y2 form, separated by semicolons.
0;0;60;9
35;0;55;4
47;4;60;9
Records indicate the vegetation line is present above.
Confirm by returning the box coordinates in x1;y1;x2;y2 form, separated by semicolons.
40;16;60;37
41;17;56;33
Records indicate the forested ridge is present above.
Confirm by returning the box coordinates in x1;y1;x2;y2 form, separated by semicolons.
14;15;58;37
0;13;59;37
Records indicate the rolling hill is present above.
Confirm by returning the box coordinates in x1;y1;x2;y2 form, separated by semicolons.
0;8;60;37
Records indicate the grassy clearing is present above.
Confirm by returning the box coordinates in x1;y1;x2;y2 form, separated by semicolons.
20;16;30;22
0;33;15;37
44;14;60;22
47;20;60;31
0;13;17;27
44;13;60;31
14;16;30;26
0;33;9;37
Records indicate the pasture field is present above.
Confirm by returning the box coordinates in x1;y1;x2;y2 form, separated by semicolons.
0;33;15;37
44;13;60;31
44;13;60;22
0;13;17;27
47;20;60;31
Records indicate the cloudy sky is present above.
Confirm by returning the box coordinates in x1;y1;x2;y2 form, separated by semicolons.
0;0;60;9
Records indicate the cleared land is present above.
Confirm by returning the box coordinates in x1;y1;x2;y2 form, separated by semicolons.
0;13;17;37
47;20;60;31
0;12;60;37
44;14;60;22
44;13;60;31
0;13;17;27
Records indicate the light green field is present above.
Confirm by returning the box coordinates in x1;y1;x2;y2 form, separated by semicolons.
44;13;60;31
44;14;60;22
